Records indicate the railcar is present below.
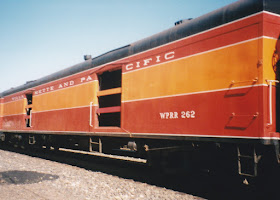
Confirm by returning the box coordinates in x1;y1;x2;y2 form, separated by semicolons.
1;0;280;181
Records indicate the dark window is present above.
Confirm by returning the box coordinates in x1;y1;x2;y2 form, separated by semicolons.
26;93;33;105
26;118;31;127
98;112;120;127
97;69;122;127
98;94;121;108
98;70;121;91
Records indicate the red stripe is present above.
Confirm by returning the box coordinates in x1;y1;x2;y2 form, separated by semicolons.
2;115;24;130
263;12;280;38
122;85;274;138
33;107;90;132
97;106;121;114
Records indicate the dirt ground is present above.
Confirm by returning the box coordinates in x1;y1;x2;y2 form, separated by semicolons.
0;149;203;200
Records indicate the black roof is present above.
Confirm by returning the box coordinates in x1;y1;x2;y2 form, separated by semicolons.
1;0;280;97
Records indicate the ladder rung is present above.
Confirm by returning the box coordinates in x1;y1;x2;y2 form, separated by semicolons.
239;172;256;177
90;141;100;145
238;155;254;159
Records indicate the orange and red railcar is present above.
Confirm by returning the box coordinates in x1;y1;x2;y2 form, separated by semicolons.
1;0;280;178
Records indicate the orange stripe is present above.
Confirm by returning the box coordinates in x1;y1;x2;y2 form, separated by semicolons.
263;37;278;83
122;39;260;102
2;99;25;116
34;81;98;112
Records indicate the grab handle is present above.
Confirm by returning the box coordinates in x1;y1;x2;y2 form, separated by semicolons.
30;110;32;127
266;80;279;126
89;102;93;127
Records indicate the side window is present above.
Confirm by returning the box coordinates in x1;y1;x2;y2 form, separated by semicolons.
97;69;122;127
26;93;33;105
25;93;33;127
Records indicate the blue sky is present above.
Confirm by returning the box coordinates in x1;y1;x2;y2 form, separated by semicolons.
0;0;236;92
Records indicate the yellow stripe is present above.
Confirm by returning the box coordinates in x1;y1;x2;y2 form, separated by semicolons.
2;99;25;116
263;37;278;82
34;81;98;112
122;39;261;101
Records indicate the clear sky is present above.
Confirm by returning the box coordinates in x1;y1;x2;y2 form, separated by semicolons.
0;0;237;92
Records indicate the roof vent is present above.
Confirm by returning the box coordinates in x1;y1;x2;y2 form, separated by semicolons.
84;55;92;60
25;80;36;84
174;18;193;26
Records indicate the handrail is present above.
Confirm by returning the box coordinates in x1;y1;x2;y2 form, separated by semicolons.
89;102;93;127
231;112;259;118
266;80;279;126
30;110;32;127
230;77;258;86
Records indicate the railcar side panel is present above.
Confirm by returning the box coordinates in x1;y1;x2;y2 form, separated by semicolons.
122;18;261;139
32;73;98;131
261;12;280;138
1;97;25;130
33;81;97;131
122;87;260;138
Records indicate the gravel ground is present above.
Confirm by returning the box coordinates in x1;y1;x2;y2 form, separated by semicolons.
0;149;204;200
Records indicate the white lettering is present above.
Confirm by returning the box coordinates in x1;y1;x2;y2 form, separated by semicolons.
143;58;152;66
159;112;179;119
156;56;161;63
86;76;92;81
159;113;166;119
165;51;175;60
81;77;86;83
126;64;133;70
181;110;196;119
135;61;141;68
174;112;178;119
160;110;195;119
191;111;195;118
125;51;176;71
